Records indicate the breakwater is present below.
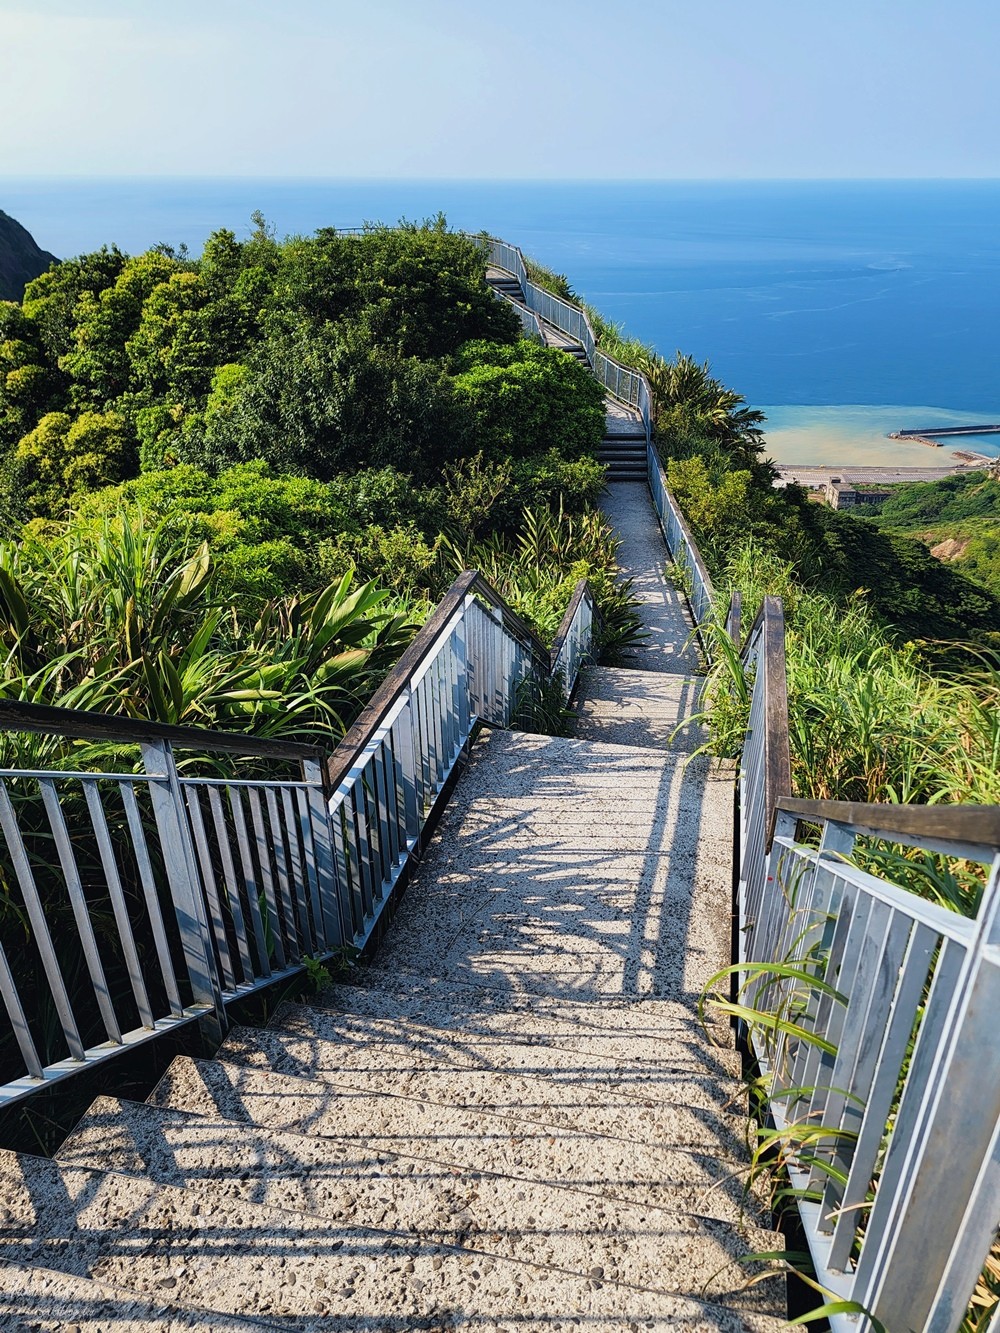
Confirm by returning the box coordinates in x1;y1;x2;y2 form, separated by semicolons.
891;423;1000;438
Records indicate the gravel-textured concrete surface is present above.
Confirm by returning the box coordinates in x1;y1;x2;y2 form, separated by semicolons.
149;1057;766;1226
595;482;701;675
251;994;742;1078
0;1259;273;1331
60;1097;782;1313
572;667;707;751
373;731;734;1007
1;1150;784;1332
218;1024;746;1155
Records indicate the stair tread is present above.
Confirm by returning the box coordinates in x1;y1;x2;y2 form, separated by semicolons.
258;997;746;1077
59;1096;784;1315
2;1150;783;1330
308;971;732;1036
269;985;738;1066
217;1023;746;1154
0;1257;271;1331
150;1056;767;1226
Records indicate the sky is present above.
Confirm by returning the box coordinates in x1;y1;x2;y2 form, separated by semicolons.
1;0;998;179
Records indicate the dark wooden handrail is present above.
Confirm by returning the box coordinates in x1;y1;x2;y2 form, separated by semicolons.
777;796;1000;848
725;590;743;652
0;698;324;762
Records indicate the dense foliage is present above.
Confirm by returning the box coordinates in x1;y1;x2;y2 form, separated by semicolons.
0;219;631;742
852;469;1000;599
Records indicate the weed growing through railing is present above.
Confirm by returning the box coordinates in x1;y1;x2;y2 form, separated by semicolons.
512;670;573;737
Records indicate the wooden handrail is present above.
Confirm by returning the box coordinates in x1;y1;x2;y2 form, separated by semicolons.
777;796;1000;848
0;698;324;762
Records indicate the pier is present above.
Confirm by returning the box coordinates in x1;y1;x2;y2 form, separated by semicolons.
893;423;1000;437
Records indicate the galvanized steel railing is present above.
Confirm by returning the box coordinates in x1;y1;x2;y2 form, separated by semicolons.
486;235;720;648
736;599;1000;1333
483;237;651;438
646;444;717;630
549;579;598;700
0;569;595;1106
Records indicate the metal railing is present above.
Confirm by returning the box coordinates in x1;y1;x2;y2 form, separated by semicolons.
485;236;718;647
483;236;651;441
0;570;595;1106
735;598;1000;1333
647;445;717;630
549;579;598;700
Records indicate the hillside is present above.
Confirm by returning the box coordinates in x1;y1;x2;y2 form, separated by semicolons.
853;470;1000;597
0;209;57;302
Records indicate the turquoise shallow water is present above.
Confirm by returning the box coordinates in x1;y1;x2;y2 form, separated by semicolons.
762;406;1000;467
3;178;999;463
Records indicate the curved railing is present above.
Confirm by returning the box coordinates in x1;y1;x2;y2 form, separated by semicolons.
0;569;598;1108
483;237;652;442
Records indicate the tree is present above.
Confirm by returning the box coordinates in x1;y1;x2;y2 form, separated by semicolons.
451;339;605;462
14;409;133;516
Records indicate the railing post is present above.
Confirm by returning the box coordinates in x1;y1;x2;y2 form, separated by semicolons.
302;757;345;951
140;740;226;1042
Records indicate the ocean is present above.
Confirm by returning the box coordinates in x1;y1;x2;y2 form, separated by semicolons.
4;178;999;464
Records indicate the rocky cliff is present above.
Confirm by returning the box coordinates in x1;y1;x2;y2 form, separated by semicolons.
0;209;57;301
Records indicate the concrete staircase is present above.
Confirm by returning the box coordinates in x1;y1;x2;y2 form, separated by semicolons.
0;261;772;1326
0;456;783;1328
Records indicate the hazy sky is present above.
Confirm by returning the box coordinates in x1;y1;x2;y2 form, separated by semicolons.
1;0;998;179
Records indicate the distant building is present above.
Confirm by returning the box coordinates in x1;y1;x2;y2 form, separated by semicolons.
824;477;892;510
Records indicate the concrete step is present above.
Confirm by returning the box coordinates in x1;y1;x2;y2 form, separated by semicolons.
60;1097;785;1316
218;1023;748;1157
0;1258;273;1331
572;667;708;753
150;1056;769;1226
308;970;735;1046
369;729;735;1005
6;1150;784;1331
268;983;741;1073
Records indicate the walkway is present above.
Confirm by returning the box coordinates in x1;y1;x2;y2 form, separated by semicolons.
0;438;781;1325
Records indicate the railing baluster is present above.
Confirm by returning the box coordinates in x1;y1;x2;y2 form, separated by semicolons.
247;787;285;971
119;782;184;1018
206;786;254;986
0;780;86;1060
38;778;122;1044
82;779;155;1029
279;786;314;951
301;759;343;950
184;786;236;991
0;938;42;1079
265;786;300;959
229;786;270;980
295;784;327;951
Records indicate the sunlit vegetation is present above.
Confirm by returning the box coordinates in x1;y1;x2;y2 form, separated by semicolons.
0;219;638;741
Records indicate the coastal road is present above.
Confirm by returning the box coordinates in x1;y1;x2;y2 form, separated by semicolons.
775;462;987;488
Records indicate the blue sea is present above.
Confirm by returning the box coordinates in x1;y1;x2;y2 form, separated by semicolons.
4;178;999;464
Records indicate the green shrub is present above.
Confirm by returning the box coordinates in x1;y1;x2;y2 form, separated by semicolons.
452;339;605;462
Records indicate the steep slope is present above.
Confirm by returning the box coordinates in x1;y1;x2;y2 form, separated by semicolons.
0;207;57;301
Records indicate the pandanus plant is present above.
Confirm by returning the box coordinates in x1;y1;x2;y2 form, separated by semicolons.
0;512;414;749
